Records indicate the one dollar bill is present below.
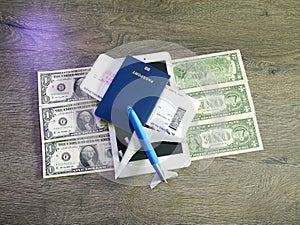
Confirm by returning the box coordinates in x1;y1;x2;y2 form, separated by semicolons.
40;101;108;142
38;67;92;106
187;116;263;160
173;50;247;90
173;50;263;160
185;84;255;122
43;133;113;178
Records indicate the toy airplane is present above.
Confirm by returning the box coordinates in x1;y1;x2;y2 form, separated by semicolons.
115;108;183;188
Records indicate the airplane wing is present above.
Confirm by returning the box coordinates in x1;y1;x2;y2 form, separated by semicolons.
115;127;183;179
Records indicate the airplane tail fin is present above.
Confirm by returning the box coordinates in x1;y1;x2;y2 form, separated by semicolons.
150;170;178;189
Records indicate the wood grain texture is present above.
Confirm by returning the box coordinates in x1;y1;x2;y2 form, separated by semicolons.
0;0;299;224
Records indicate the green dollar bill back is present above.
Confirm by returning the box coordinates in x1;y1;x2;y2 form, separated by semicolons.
187;117;261;158
187;84;253;121
173;51;244;90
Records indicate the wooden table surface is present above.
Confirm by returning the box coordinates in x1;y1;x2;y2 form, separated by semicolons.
0;0;299;224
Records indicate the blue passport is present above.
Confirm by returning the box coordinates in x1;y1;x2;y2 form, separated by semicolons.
95;55;170;132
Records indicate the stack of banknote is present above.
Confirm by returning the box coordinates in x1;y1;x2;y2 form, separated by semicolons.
38;50;263;178
172;50;263;160
38;68;114;178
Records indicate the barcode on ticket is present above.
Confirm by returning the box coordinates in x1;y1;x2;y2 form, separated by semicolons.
169;107;186;130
